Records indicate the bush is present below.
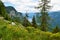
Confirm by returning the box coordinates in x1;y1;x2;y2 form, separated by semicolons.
50;33;60;40
0;19;60;40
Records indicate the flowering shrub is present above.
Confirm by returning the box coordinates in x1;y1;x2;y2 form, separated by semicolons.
50;33;60;40
0;19;60;40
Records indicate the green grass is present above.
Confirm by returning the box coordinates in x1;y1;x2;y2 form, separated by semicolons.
0;19;60;40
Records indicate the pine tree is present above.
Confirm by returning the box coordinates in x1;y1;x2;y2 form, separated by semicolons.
35;13;41;26
52;26;60;33
22;13;31;27
32;15;37;28
25;13;29;18
36;0;51;31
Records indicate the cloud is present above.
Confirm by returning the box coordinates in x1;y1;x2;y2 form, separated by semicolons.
2;0;60;13
50;0;60;11
2;0;38;13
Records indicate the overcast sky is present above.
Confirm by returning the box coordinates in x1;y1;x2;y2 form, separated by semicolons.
1;0;60;13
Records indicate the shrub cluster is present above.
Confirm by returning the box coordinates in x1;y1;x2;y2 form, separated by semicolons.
0;19;60;40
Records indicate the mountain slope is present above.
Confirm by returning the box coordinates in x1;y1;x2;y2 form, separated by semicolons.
6;6;24;23
0;1;7;17
0;0;11;20
49;11;60;27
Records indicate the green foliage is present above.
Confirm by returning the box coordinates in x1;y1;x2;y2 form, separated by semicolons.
32;15;37;28
50;33;60;40
22;14;31;27
0;0;11;20
13;17;21;23
52;26;60;33
0;19;60;40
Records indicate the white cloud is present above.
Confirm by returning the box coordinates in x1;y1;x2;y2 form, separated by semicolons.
2;0;60;13
2;0;38;13
50;0;60;11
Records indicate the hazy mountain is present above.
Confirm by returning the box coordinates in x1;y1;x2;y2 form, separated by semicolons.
28;11;60;27
49;11;60;27
6;6;24;23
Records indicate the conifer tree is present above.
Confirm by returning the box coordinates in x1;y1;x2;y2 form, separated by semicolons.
32;15;37;28
36;0;51;31
0;0;6;17
0;0;11;20
52;25;60;33
22;13;31;27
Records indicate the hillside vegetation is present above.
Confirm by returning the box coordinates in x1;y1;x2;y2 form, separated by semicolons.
0;18;60;40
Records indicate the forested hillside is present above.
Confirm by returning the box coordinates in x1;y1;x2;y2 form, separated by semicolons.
0;0;60;40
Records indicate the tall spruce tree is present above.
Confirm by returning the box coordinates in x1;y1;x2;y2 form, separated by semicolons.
32;15;37;28
36;0;51;31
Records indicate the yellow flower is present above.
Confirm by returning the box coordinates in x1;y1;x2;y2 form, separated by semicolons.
14;27;20;32
25;30;28;32
7;24;12;29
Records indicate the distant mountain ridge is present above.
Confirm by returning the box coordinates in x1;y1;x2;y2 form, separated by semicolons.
6;6;24;23
49;11;60;27
28;11;60;27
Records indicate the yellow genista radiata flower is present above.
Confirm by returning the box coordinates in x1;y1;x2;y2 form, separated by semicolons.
14;27;20;32
7;24;12;29
24;29;28;32
34;30;40;34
